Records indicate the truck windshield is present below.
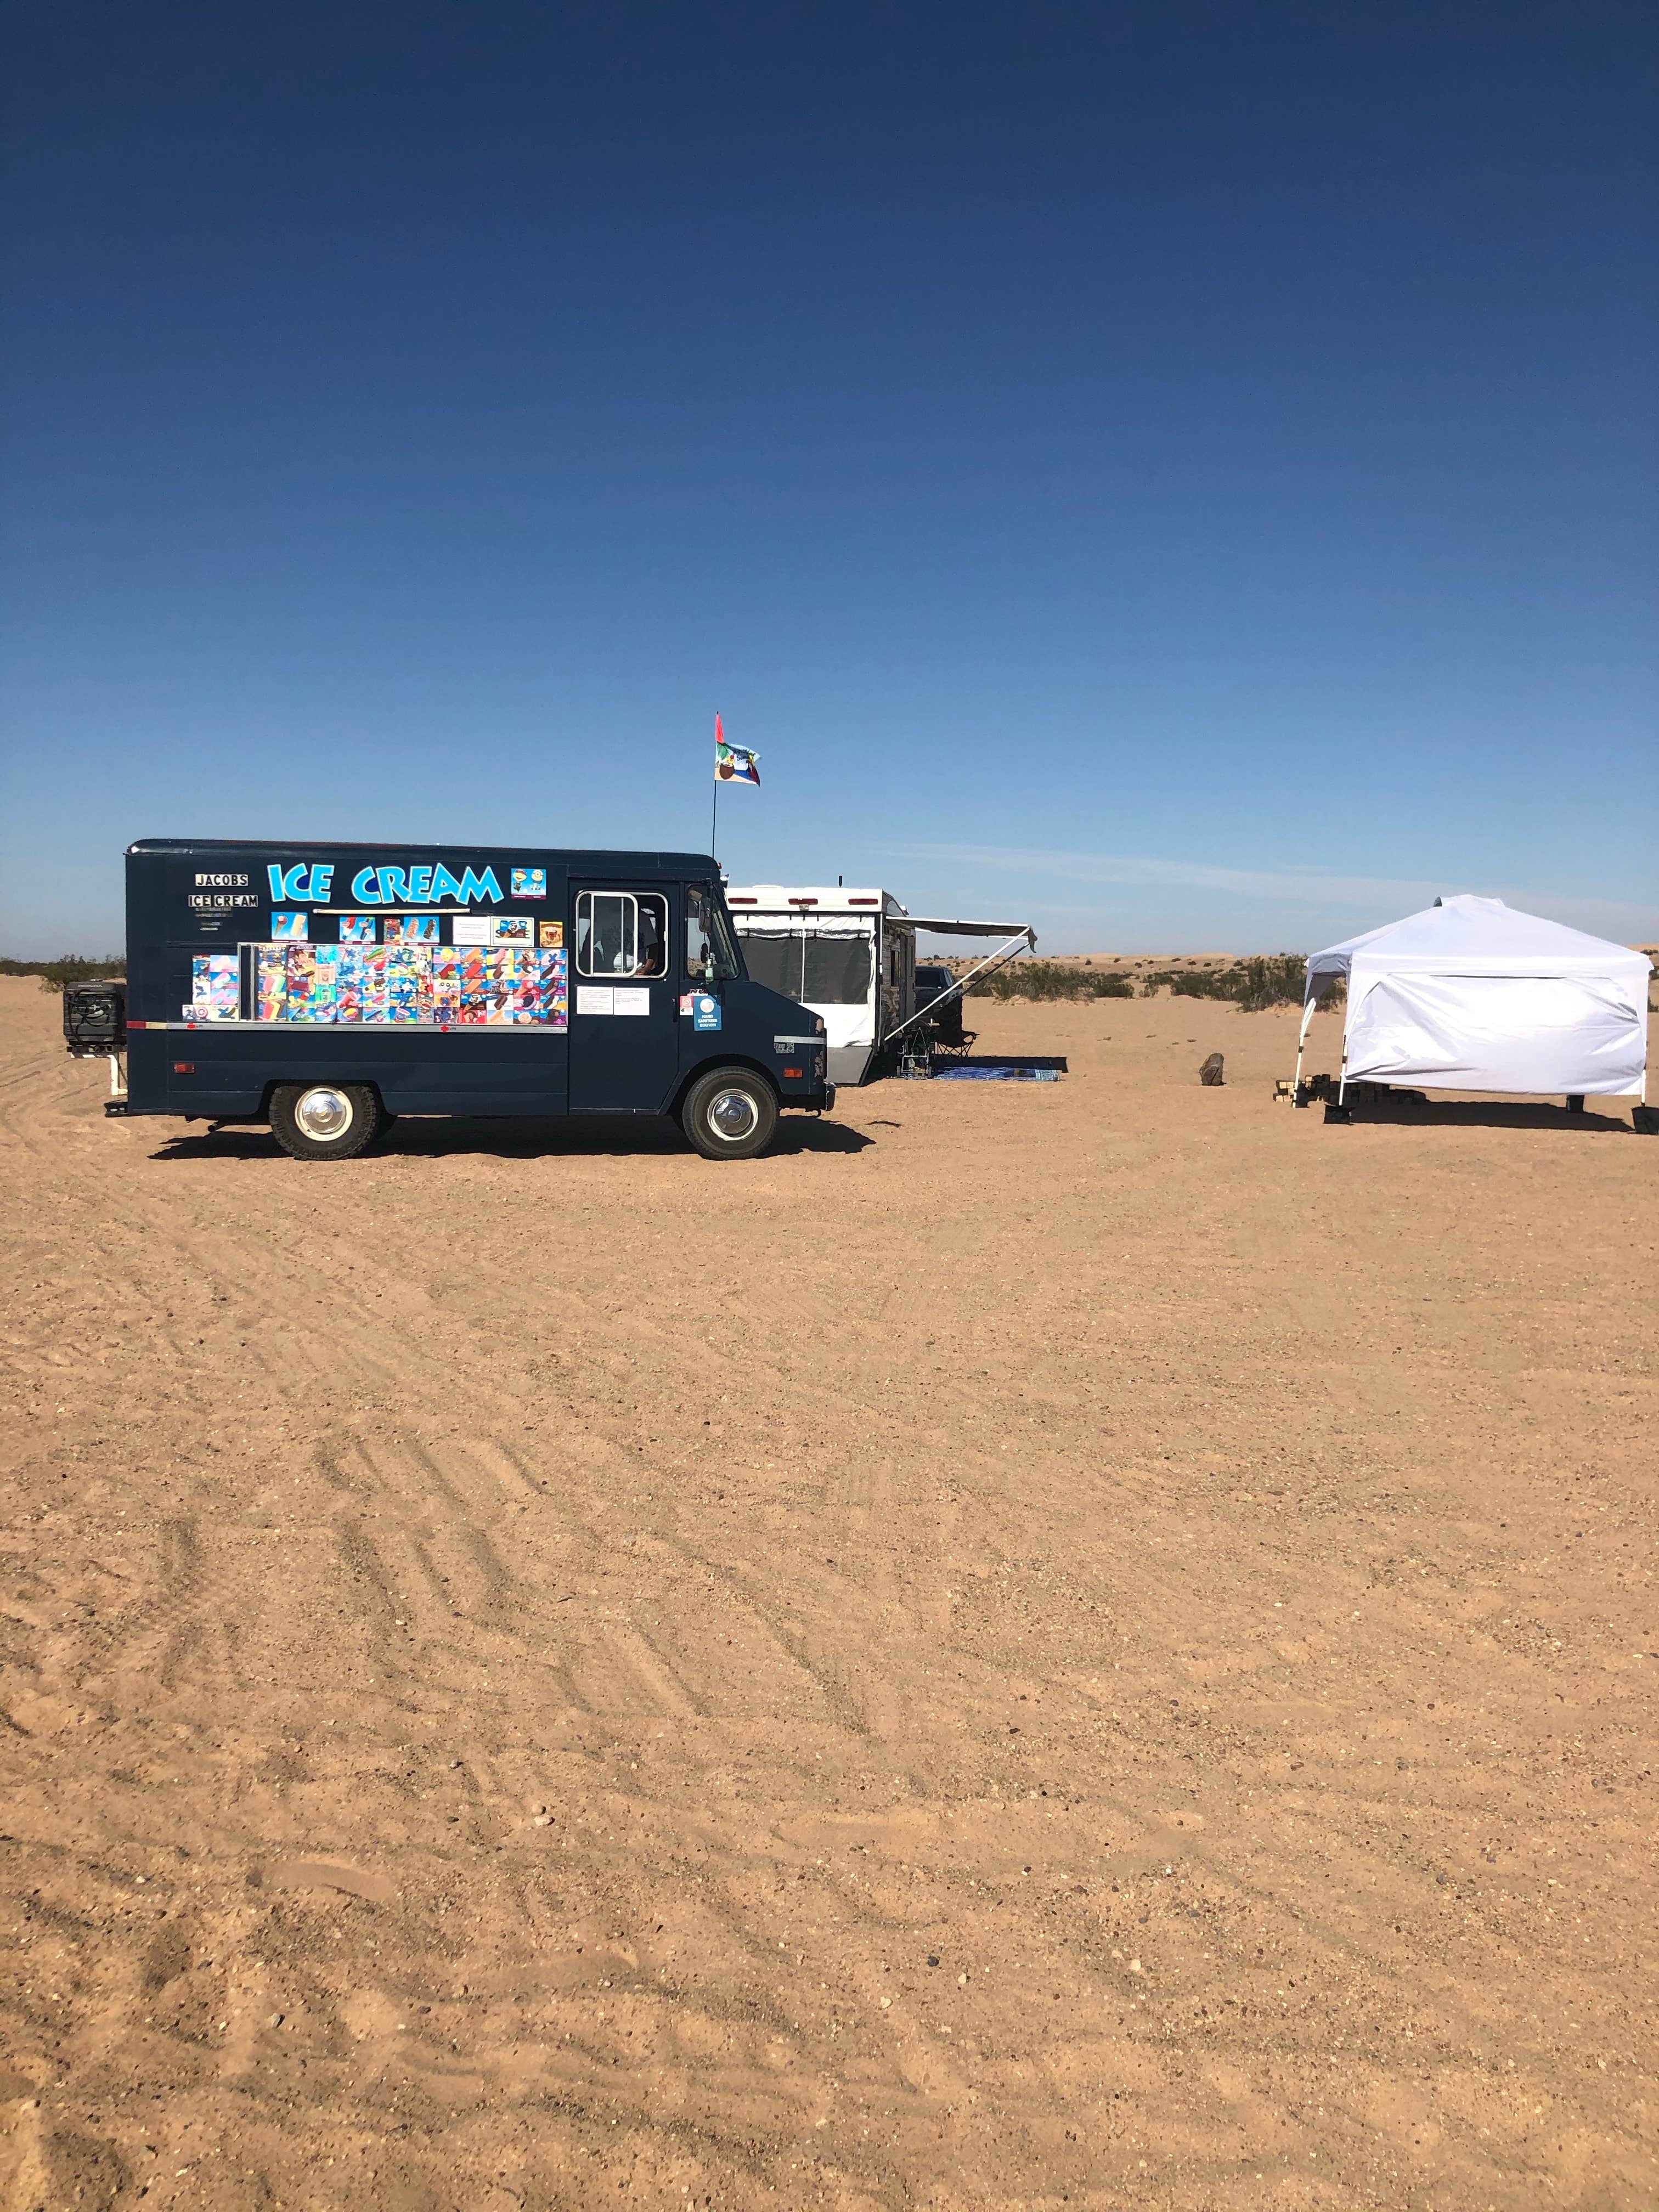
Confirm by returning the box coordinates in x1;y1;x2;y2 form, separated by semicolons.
686;884;742;980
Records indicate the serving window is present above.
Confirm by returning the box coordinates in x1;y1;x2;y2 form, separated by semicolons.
575;891;668;979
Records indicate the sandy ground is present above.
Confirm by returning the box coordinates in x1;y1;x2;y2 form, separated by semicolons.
2;972;1656;2212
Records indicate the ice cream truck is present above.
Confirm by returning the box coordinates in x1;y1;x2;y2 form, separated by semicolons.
723;884;1035;1085
88;840;831;1158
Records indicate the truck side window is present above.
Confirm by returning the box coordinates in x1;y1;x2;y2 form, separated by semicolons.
685;884;741;980
575;891;668;979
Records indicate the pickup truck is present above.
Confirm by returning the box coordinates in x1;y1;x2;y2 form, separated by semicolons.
915;962;972;1050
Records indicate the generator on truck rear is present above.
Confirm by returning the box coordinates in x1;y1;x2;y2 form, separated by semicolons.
87;839;831;1159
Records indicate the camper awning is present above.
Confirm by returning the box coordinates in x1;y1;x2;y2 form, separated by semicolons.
902;919;1036;941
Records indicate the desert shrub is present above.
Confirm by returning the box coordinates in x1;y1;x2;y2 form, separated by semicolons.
1233;955;1308;1010
0;953;127;992
1140;955;1307;1009
1169;970;1228;999
966;961;1136;1002
961;953;1312;1008
1139;967;1219;998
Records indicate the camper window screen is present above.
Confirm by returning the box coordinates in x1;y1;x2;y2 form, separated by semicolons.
802;938;872;1005
738;933;872;1004
738;936;799;996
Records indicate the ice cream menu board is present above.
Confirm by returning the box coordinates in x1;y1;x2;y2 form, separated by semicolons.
188;954;241;1020
248;942;568;1028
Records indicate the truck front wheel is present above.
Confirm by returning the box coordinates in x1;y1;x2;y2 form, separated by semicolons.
681;1068;778;1160
270;1082;382;1161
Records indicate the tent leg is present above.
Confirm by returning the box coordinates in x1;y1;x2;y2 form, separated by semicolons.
1291;996;1321;1103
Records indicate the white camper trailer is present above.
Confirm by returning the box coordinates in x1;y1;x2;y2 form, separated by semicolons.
724;885;1035;1086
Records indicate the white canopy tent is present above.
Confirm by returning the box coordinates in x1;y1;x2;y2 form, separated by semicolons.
1295;896;1651;1103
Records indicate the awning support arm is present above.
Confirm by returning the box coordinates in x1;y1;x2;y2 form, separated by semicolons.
882;929;1036;1047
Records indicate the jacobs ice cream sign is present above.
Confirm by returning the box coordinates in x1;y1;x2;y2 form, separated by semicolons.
266;861;505;906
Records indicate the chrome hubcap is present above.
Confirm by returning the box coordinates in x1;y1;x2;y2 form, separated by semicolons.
708;1087;758;1141
295;1086;353;1141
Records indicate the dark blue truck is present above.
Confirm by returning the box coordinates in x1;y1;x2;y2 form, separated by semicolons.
105;839;831;1159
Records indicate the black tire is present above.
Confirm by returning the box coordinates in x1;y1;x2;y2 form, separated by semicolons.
681;1067;779;1160
269;1082;382;1161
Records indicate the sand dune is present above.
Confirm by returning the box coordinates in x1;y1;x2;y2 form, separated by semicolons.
2;974;1654;2209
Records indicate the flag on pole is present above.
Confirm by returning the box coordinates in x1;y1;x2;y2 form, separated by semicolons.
714;713;760;786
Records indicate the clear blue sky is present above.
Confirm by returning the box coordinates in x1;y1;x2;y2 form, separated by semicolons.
3;1;1655;955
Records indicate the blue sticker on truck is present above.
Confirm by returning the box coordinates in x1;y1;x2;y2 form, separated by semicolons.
692;994;722;1031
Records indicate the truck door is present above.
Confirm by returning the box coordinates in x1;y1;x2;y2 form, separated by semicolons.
569;885;680;1112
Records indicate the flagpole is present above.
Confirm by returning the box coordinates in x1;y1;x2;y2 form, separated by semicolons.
710;710;719;860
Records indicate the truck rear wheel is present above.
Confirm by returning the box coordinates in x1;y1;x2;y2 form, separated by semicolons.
270;1082;382;1161
681;1068;778;1160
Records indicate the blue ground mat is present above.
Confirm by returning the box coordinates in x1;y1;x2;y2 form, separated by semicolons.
932;1056;1067;1081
